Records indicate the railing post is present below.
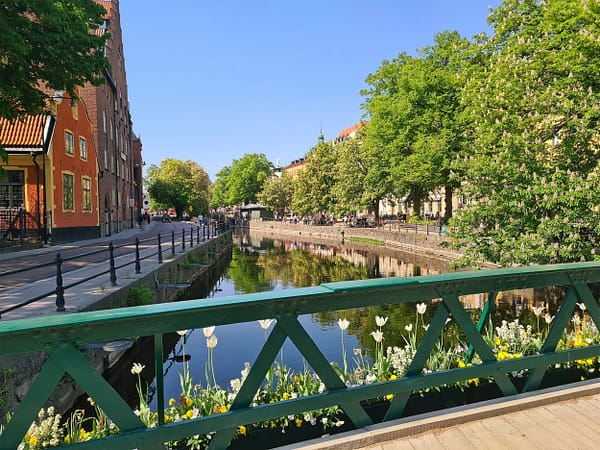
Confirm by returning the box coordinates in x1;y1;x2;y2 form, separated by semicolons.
190;227;194;247
19;208;25;246
171;230;176;257
135;237;141;274
55;253;65;311
109;242;117;286
182;229;186;251
158;233;163;263
197;226;200;243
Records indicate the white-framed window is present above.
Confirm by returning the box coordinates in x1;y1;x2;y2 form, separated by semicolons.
79;137;88;160
65;131;74;156
0;170;24;208
82;177;92;212
63;172;74;211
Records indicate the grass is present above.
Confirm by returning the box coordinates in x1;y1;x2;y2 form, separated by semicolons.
348;236;385;246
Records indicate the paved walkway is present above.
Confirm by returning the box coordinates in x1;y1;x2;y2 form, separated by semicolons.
287;378;600;450
0;221;206;321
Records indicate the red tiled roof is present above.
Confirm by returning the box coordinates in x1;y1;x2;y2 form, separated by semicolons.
337;123;362;139
0;115;52;149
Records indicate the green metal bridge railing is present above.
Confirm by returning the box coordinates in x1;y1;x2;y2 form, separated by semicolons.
1;261;599;449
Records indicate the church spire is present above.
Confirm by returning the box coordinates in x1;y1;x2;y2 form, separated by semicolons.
318;124;324;144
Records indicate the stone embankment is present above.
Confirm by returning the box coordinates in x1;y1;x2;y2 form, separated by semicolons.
246;220;463;262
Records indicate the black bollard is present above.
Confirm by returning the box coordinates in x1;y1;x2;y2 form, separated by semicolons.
109;242;117;286
135;237;141;274
171;230;176;257
190;227;194;247
158;233;163;263
55;253;65;311
182;229;186;251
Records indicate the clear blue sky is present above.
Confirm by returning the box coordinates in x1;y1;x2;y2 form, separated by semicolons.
119;1;501;181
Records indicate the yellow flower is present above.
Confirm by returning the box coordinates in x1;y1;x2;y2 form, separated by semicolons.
282;392;289;400
29;436;38;446
295;418;303;427
239;425;247;435
164;414;169;423
469;378;480;386
186;409;194;419
185;397;193;407
219;405;228;413
458;360;466;368
168;398;176;407
385;394;394;400
389;374;398;380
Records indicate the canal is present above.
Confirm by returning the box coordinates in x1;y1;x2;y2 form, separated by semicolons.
96;228;550;412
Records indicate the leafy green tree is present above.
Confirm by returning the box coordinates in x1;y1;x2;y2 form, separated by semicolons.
449;0;600;267
0;0;109;121
146;159;211;218
210;153;273;207
331;125;374;218
361;31;471;220
257;172;294;218
291;142;337;218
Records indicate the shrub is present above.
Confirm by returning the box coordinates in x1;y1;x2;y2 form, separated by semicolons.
126;284;154;306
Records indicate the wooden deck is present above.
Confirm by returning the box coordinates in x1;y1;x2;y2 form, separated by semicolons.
287;379;600;450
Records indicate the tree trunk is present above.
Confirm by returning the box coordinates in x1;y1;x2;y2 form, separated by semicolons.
444;185;454;221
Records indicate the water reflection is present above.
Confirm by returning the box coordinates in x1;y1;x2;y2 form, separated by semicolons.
98;230;586;411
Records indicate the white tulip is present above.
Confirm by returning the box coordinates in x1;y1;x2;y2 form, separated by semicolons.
203;326;216;337
176;330;188;336
416;303;427;315
375;316;388;327
206;335;218;349
370;330;384;343
532;306;544;317
131;362;145;375
258;319;274;330
338;318;350;330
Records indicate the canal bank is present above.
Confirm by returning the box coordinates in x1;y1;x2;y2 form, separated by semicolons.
0;230;233;421
245;220;464;262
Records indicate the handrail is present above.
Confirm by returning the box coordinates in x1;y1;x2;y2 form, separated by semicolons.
1;261;599;449
0;224;220;319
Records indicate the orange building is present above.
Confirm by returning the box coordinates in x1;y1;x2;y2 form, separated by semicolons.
0;89;100;244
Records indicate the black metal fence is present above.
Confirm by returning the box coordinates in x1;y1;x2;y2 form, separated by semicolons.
0;223;225;319
0;208;42;249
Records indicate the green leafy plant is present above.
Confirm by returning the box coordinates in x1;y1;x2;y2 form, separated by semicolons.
126;283;154;306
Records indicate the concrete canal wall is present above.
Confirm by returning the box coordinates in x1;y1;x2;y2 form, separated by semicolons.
246;220;463;261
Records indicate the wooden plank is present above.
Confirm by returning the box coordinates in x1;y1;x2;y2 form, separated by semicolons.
526;403;598;448
500;411;548;449
405;432;446;450
380;440;414;449
456;420;508;450
477;415;539;449
518;408;578;449
432;426;478;449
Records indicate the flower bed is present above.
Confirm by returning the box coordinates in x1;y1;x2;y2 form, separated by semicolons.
8;301;600;450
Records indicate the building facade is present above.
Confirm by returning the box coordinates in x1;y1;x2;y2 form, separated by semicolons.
80;0;138;237
0;89;100;243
